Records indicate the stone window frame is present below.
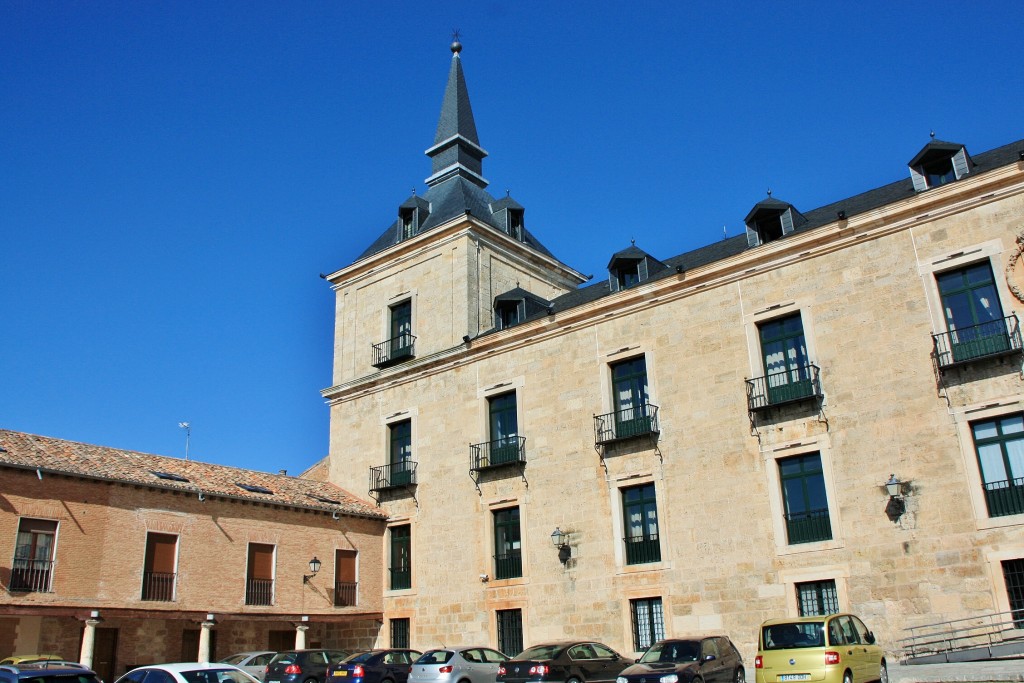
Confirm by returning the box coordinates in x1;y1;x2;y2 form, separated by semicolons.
486;500;526;585
628;596;666;653
951;397;1024;530
743;299;821;396
477;376;526;451
763;436;844;556
918;238;1013;338
778;565;849;616
385;521;414;595
380;289;417;354
608;472;669;574
600;345;659;418
984;546;1024;619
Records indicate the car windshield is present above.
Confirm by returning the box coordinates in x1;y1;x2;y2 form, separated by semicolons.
179;669;257;683
344;653;375;664
514;645;561;661
414;651;453;665
762;622;824;650
639;641;700;663
219;656;246;665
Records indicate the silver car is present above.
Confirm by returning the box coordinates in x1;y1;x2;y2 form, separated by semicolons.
219;652;276;682
409;649;508;683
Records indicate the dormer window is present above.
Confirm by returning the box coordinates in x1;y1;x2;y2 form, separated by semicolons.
401;209;415;240
614;261;641;289
508;209;524;241
744;198;805;248
608;245;667;292
908;140;971;192
493;287;550;331
398;195;430;242
496;302;523;330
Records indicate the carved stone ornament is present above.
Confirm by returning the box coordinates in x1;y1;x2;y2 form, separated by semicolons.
1006;230;1024;304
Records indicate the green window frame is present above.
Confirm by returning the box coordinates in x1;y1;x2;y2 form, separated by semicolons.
622;483;661;564
496;609;523;656
759;314;813;404
390;301;413;353
937;262;1008;362
389;419;412;485
611;356;651;438
489;392;520;464
971;414;1024;517
493;507;522;580
779;453;832;545
389;525;411;590
797;579;839;616
630;597;665;652
390;617;410;648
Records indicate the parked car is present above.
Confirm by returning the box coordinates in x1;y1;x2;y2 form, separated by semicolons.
116;663;260;683
616;637;744;683
220;653;276;682
0;662;100;683
755;614;887;683
0;657;65;667
265;650;349;683
327;650;421;683
496;642;629;683
409;648;508;683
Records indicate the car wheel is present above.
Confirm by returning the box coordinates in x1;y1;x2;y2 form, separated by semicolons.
842;671;853;683
567;677;582;683
878;661;887;683
693;677;704;683
735;668;745;683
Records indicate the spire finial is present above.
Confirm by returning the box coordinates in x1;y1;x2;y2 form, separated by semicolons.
631;238;636;246
506;189;510;197
411;188;416;196
451;29;462;54
929;129;936;139
767;188;772;197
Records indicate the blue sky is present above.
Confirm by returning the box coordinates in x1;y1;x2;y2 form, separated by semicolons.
2;1;1022;476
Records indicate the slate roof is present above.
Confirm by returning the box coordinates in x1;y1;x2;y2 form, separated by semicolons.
474;137;1024;336
0;429;385;520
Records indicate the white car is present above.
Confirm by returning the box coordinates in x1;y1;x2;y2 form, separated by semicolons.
219;653;276;682
115;662;261;683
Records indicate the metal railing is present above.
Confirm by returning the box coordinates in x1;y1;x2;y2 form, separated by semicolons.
785;508;833;545
471;437;526;470
933;315;1022;368
898;609;1024;663
141;571;176;601
9;558;53;592
334;581;357;606
389;567;411;590
494;551;523;580
372;333;416;368
369;461;418;491
983;476;1024;517
245;577;274;605
594;404;660;444
624;535;662;565
747;364;821;411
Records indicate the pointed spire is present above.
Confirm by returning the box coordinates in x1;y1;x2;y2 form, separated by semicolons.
424;39;489;189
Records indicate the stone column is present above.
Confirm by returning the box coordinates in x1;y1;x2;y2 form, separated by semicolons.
79;618;101;669
295;623;309;649
198;617;216;663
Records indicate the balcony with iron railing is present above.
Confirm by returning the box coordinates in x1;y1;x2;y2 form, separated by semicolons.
933;315;1022;369
594;404;660;445
784;508;833;545
369;461;418;492
624;534;661;565
494;551;523;580
984;476;1024;518
245;577;274;606
142;571;176;601
334;581;357;606
389;567;411;590
471;437;526;471
372;333;416;368
747;364;822;412
8;558;53;592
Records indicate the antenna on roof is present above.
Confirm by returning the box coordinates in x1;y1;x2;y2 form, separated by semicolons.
178;422;191;461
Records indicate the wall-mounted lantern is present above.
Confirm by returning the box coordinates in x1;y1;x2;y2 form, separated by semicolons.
303;556;321;583
884;474;906;521
551;527;571;563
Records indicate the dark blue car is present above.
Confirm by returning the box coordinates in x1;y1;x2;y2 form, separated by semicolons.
327;651;421;683
266;650;350;683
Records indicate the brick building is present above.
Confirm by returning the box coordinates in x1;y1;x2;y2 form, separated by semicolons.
322;42;1024;657
0;430;386;681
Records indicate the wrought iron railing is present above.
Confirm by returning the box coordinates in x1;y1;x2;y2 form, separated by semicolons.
471;437;526;470
9;558;53;592
984;476;1024;518
372;333;416;368
624;535;661;565
933;315;1022;368
594;404;660;444
494;551;523;580
369;461;418;492
334;581;357;606
747;363;822;411
898;609;1024;662
390;567;411;590
245;577;274;605
142;571;176;601
785;508;833;545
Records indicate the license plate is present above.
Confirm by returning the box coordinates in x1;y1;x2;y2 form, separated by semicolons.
333;673;348;677
779;675;809;681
